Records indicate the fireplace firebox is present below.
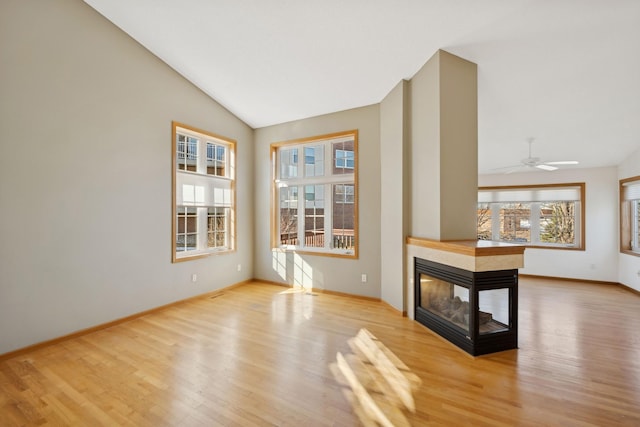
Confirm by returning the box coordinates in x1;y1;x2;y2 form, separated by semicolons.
414;257;518;356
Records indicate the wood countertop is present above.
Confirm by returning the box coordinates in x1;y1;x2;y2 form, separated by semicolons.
406;237;525;257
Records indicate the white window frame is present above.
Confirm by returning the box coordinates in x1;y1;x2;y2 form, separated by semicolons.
620;176;640;256
271;130;358;258
478;183;585;250
335;149;354;169
172;122;236;262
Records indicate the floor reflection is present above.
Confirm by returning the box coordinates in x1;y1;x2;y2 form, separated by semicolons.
330;329;422;427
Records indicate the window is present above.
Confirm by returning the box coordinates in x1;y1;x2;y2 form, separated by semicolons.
172;122;235;262
477;183;585;249
620;176;640;256
271;130;358;257
335;149;354;169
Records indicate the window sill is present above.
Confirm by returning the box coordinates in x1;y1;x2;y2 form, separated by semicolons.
620;249;640;258
273;247;357;259
174;248;235;263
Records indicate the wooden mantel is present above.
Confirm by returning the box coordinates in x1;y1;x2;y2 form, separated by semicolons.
406;237;526;257
406;237;525;274
405;237;526;320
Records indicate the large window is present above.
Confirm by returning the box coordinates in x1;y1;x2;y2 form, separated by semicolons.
172;122;235;262
478;183;585;249
620;176;640;256
271;130;358;257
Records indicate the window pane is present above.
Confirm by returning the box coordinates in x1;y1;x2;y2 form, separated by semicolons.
176;206;197;252
177;135;198;172
304;145;324;177
334;184;355;204
478;289;510;335
280;187;298;246
539;201;575;245
207;207;227;248
332;184;355;250
280;148;298;179
304;185;324;248
333;140;355;174
477;203;492;240
499;203;531;243
206;143;226;177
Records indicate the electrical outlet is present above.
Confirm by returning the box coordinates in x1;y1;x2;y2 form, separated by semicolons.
361;274;367;283
191;274;197;283
237;264;242;272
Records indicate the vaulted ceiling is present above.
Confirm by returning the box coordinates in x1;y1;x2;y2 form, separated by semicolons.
84;0;640;174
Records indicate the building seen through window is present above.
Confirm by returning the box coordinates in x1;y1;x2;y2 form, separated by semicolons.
272;130;358;257
172;122;236;262
477;184;584;249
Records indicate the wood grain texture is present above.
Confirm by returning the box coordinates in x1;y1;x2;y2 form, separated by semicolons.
1;278;639;426
406;237;526;257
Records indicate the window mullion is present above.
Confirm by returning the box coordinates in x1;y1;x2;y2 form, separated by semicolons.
197;207;206;251
325;183;333;250
530;203;541;244
297;184;305;247
197;139;206;174
491;204;500;240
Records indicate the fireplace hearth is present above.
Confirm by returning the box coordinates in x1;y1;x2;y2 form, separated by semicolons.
414;257;518;356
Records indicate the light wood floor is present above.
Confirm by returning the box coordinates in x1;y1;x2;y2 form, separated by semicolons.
1;277;640;426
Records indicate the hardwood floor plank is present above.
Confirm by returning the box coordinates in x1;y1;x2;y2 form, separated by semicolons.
1;278;640;426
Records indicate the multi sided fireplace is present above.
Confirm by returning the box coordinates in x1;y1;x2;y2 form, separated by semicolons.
414;257;518;356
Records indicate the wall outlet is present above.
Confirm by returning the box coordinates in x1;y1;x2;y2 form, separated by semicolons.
361;274;367;283
191;274;197;283
237;264;242;272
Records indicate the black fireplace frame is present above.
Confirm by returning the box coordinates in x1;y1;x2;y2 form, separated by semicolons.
414;257;518;356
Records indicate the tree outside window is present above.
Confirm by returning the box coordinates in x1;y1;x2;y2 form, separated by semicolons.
477;184;584;250
272;130;358;257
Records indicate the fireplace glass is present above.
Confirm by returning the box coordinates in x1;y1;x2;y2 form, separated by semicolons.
414;257;518;356
478;288;510;335
419;274;470;333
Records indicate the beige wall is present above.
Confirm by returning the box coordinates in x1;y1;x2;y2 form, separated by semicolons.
380;80;410;311
0;0;254;354
253;105;382;298
410;50;478;240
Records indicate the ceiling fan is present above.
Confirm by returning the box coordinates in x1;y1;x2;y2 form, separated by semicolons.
498;138;579;173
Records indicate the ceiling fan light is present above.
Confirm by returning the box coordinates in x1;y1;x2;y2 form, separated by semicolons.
546;160;579;165
536;164;558;171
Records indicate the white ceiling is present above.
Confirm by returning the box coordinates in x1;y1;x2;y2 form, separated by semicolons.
84;0;640;174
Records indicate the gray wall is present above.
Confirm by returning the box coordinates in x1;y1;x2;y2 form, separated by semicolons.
410;50;478;240
253;106;382;298
0;0;254;354
380;80;410;311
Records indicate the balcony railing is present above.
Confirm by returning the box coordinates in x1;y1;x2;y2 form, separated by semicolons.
280;230;355;249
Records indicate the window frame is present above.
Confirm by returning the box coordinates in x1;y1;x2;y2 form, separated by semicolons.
620;175;640;257
478;183;585;250
172;121;236;263
271;130;358;258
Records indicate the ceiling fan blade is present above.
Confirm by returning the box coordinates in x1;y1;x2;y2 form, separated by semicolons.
545;160;579;165
536;164;558;171
490;164;522;171
503;167;521;174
